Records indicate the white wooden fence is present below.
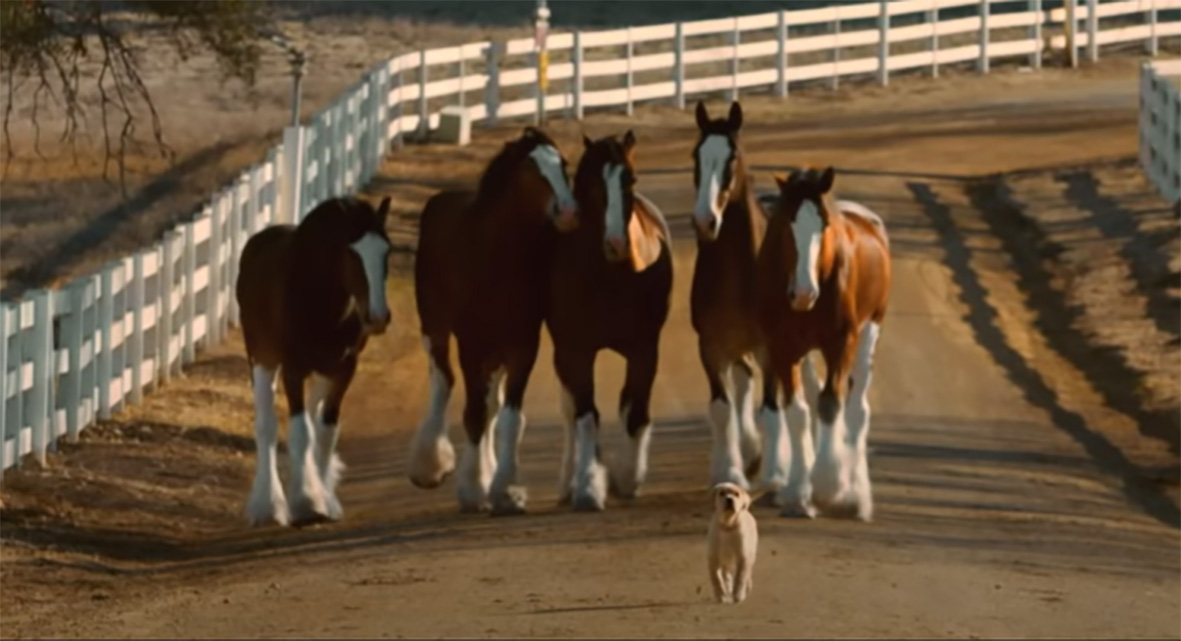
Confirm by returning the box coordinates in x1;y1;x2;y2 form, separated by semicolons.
3;0;1179;476
1140;58;1181;204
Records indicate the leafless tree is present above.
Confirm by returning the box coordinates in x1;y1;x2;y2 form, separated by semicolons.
1;0;271;192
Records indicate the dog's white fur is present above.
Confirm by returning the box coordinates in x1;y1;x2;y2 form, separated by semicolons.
706;481;759;604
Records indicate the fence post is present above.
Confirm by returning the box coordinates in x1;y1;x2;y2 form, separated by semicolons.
62;282;84;440
626;28;635;116
279;126;305;225
6;303;26;470
129;252;145;405
485;42;501;126
729;19;740;103
97;264;115;420
978;0;990;74
159;232;176;384
205;204;221;347
457;51;466;112
228;178;246;327
111;261;128;415
832;11;842;91
181;223;197;365
1065;0;1078;68
1030;0;1042;69
418;49;429;139
1147;2;1158;56
1085;0;1098;63
0;304;9;471
29;290;53;466
930;1;940;78
878;0;890;87
81;276;98;419
573;31;584;120
776;10;788;98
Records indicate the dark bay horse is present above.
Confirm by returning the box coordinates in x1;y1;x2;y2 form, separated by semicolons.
689;100;821;499
757;166;891;521
237;195;393;527
547;131;673;511
408;126;579;516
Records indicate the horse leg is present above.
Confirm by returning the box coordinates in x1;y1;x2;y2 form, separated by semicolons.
556;345;606;512
845;321;882;522
777;360;817;518
311;355;357;522
731;355;763;481
811;337;857;517
800;350;823;445
488;338;541;517
608;343;658;500
408;333;457;489
283;365;330;526
246;364;288;527
455;344;498;514
557;383;577;506
753;349;787;507
701;340;745;490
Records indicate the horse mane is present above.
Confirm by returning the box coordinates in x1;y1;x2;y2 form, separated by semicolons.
474;127;560;210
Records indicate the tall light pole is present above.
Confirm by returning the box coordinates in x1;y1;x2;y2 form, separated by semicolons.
259;28;308;127
535;0;550;126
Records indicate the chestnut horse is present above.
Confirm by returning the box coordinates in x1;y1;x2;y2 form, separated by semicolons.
689;100;820;497
407;126;579;516
237;195;393;527
547;131;673;511
757;166;891;521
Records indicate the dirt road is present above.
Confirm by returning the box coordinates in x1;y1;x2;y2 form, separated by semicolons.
2;60;1177;638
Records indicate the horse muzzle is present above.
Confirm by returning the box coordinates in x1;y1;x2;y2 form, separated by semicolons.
603;235;628;262
553;204;579;232
693;213;720;242
788;286;818;312
363;310;392;336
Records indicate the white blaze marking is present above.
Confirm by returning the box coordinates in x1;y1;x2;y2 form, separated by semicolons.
349;231;390;323
791;200;825;301
694;135;731;231
529;143;576;215
603;163;627;247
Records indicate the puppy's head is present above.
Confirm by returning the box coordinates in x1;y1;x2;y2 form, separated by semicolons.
711;482;751;527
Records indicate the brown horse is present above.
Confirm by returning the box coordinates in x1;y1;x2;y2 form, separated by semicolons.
237;195;393;527
689;100;821;499
547;131;673;511
407;126;579;516
757;166;891;521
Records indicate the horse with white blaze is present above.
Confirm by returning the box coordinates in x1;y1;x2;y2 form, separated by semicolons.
236;195;394;527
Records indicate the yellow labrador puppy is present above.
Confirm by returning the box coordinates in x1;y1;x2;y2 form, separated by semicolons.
707;481;758;604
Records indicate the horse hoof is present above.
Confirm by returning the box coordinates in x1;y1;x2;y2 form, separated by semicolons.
571;492;606;513
490;486;528;517
324;494;344;522
752;490;782;509
607;473;640;500
779;500;818;519
409;469;453;490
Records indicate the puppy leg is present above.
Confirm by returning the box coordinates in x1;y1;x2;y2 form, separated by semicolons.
712;568;731;604
734;560;753;603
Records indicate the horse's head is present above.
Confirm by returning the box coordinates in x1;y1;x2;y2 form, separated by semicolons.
772;166;839;312
691;100;745;242
574;130;640;263
326;196;394;335
479;126;578;231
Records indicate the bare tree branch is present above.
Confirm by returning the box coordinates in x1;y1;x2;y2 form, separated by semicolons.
1;0;271;192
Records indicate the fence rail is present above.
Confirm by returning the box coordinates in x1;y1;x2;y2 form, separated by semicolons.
3;0;1179;475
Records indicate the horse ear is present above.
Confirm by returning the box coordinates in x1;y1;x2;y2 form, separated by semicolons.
773;172;789;191
523;126;538;139
695;101;710;131
819;166;836;194
728;101;744;131
376;196;392;226
583;134;593;149
622;129;636;152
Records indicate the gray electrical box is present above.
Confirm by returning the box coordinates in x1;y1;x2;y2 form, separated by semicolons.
435;106;471;146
